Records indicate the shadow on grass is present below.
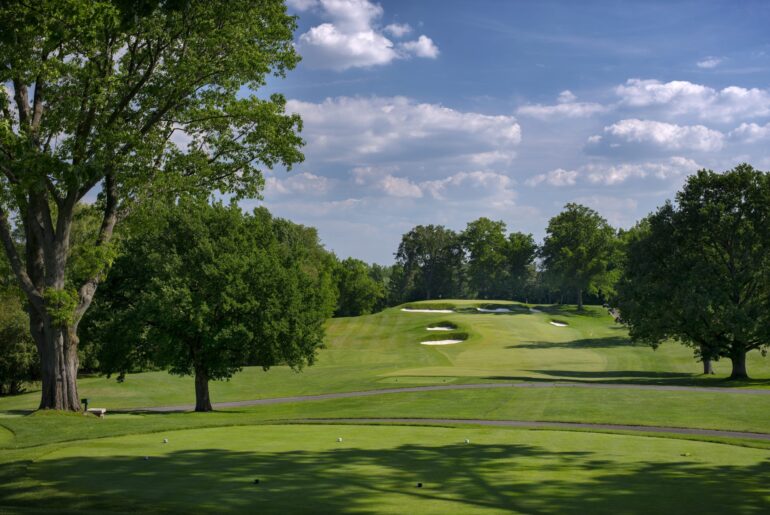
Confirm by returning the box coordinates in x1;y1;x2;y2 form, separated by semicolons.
485;370;770;388
2;440;768;514
510;336;634;350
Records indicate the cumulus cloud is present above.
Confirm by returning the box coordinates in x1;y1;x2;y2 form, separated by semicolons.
294;0;439;70
265;172;330;195
593;119;724;152
583;157;699;185
696;56;722;69
399;35;439;58
517;90;608;119
525;168;579;187
287;96;521;165
422;171;516;202
729;122;770;143
379;174;423;198
384;23;412;38
616;79;770;122
526;157;700;187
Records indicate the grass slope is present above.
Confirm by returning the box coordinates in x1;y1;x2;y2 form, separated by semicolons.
2;301;768;412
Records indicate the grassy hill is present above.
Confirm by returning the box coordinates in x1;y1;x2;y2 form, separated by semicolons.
1;300;767;412
1;301;769;513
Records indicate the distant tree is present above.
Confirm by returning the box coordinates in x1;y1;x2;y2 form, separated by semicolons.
461;218;508;298
540;204;616;310
617;165;770;379
395;225;464;301
0;0;303;410
84;201;335;411
367;263;391;312
0;255;38;395
503;232;537;300
333;258;385;317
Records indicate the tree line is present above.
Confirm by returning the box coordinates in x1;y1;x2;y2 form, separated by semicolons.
1;2;768;413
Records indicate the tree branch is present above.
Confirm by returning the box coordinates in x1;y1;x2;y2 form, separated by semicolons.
0;204;44;308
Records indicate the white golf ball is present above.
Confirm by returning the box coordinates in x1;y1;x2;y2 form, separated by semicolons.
337;437;343;442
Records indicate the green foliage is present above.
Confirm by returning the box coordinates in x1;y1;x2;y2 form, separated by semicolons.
540;203;617;308
0;254;38;395
394;225;465;301
461;217;508;298
42;288;79;326
83;200;337;388
333;257;386;317
616;164;770;379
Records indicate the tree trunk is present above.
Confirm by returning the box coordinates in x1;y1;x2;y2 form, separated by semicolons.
728;349;749;380
702;357;714;375
194;366;213;412
577;289;583;310
36;321;81;411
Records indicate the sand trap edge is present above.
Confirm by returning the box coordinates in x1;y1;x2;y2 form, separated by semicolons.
420;339;464;345
402;308;454;313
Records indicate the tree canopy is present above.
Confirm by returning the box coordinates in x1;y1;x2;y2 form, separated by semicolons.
394;224;464;301
0;0;303;410
616;165;770;379
540;203;617;310
84;200;336;411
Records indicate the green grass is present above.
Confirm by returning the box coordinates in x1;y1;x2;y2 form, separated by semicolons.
2;424;769;514
1;301;769;512
2;301;768;412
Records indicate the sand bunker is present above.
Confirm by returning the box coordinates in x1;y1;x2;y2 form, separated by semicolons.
550;321;568;327
426;326;454;331
476;307;512;313
420;339;464;345
401;308;454;313
529;308;542;313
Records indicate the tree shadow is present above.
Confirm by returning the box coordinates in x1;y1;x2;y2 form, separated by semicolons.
510;336;634;350
2;437;768;514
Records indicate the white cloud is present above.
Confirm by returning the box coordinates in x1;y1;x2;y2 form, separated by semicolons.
287;96;521;166
265;172;330;195
399;35;440;59
729;122;770;143
525;168;578;187
616;79;770;122
295;0;439;70
423;171;515;200
384;23;412;38
526;157;700;187
517;90;608;119
696;56;722;69
379;174;423;198
598;118;724;152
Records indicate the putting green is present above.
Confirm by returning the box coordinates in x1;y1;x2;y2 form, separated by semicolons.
19;424;770;514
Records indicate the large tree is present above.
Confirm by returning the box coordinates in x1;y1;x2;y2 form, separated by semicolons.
0;1;302;410
84;201;336;411
394;224;464;301
540;203;616;310
617;165;770;379
461;217;508;298
333;257;385;317
503;231;537;300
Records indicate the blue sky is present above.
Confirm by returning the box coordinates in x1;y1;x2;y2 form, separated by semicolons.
250;0;770;264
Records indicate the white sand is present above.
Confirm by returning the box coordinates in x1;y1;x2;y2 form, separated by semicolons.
426;327;454;331
529;308;542;313
420;339;464;345
476;307;512;313
401;308;454;313
550;321;568;327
